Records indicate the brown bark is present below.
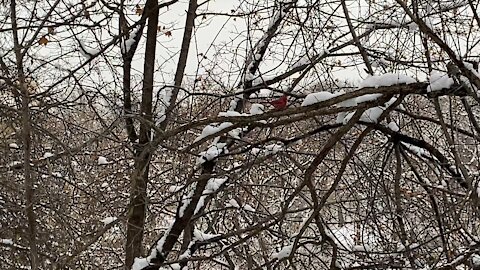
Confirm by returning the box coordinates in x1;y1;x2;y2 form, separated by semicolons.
125;0;159;267
10;0;38;268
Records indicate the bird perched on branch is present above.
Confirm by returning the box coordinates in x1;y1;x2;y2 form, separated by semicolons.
269;95;288;110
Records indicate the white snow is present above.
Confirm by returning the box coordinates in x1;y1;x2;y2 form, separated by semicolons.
353;244;371;252
179;189;194;217
194;177;228;214
409;243;420;249
336;112;347;124
472;254;480;267
250;103;265;115
79;41;100;58
0;239;13;245
218;111;249;117
97;156;110;165
9;161;21;167
427;71;454;92
226;198;240;208
179;246;192;260
355;94;382;103
335;92;384;110
193;229;219;241
243;204;256;212
43;152;54;158
100;216;117;225
301;91;339;106
168;185;184;193
229;97;240;111
194;123;233;143
264;143;284;155
402;142;431;158
121;26;140;53
154;87;173;126
272;244;293;260
359;73;416;88
384;97;398;107
342;95;399;125
245;69;255;81
388;121;400;132
228;128;242;139
360;107;384;123
132;257;150;270
204;178;227;195
196;143;227;165
9;143;19;149
466;61;480;77
337;97;357;108
343;106;384;124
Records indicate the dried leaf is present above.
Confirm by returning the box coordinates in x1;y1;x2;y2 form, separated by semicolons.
164;30;172;37
38;36;48;46
136;5;143;16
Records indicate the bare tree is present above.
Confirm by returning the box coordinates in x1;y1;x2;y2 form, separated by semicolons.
1;0;480;269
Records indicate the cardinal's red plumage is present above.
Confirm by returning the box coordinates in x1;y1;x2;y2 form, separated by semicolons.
269;95;288;110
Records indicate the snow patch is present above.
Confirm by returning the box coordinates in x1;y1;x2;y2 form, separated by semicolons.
9;143;19;149
132;257;150;270
301;91;339;106
359;73;416;88
388;121;400;132
204;178;227;195
194;123;233;143
265;143;284;155
0;239;13;245
121;26;140;53
360;107;384;123
101;216;117;225
196;143;227;165
43;152;54;158
356;94;382;103
243;204;256;212
250;103;265;115
168;185;184;193
272;244;293;260
97;156;111;165
79;41;100;58
218;111;249;117
472;254;480;267
402;143;432;159
193;229;219;241
427;71;454;92
226;199;240;208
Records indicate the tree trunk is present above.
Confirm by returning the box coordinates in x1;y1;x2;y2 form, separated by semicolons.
125;0;159;267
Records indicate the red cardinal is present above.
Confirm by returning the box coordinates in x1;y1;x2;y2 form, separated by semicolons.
269;95;288;110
